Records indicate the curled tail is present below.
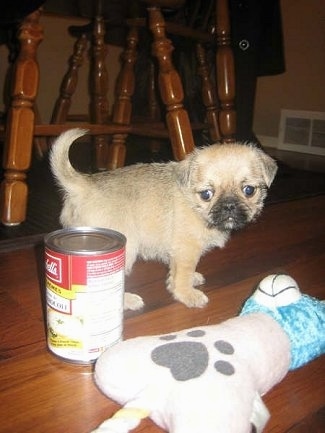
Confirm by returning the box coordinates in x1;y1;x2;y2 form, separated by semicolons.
50;128;89;192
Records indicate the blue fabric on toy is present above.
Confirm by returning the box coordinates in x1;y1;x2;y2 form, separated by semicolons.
240;274;325;370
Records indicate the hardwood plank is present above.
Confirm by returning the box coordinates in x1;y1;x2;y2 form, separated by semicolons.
286;407;325;432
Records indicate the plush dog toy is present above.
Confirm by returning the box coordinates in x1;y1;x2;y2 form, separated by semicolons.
91;274;325;433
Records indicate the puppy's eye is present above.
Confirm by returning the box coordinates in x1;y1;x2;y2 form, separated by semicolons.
199;189;214;201
242;185;255;197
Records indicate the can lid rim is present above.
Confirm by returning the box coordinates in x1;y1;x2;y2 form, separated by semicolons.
44;227;126;254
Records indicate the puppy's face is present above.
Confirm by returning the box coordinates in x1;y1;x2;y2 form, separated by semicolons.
176;143;277;232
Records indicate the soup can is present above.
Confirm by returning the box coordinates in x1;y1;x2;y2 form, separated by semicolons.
44;227;126;364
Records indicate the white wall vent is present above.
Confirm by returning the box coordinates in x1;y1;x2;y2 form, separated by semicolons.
278;109;325;156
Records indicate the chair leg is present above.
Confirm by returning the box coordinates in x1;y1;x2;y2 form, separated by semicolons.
0;9;43;225
196;42;221;142
51;33;88;125
108;25;139;169
89;0;111;170
147;60;162;153
148;6;195;160
215;0;236;142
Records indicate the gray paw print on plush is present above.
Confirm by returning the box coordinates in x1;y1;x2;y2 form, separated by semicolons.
151;330;235;381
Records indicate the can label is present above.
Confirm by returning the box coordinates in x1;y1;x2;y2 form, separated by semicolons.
45;228;125;364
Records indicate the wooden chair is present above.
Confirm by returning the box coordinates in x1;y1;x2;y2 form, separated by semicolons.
0;0;236;225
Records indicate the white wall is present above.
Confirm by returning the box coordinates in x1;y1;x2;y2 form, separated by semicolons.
254;0;325;144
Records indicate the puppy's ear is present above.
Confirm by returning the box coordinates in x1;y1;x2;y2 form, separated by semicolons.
257;150;278;187
174;150;198;188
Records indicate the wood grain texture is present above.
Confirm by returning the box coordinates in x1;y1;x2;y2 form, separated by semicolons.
0;196;324;433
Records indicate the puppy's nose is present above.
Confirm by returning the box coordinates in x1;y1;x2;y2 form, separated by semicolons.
222;201;236;212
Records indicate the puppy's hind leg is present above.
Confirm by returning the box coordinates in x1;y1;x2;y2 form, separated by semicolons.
123;241;144;311
167;252;208;308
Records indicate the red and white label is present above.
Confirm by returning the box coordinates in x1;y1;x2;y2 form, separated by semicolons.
45;247;125;363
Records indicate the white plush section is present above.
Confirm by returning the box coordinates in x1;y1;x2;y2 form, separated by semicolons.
92;313;290;433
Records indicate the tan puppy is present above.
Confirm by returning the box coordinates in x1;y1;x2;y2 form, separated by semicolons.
50;129;277;310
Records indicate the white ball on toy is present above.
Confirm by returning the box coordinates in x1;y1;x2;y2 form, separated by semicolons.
252;274;302;308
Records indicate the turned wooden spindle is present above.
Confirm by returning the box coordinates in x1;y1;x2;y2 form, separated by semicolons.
148;61;161;122
148;6;195;160
51;34;88;124
0;9;43;225
196;42;221;142
215;0;236;141
107;25;139;169
147;60;162;153
89;0;110;169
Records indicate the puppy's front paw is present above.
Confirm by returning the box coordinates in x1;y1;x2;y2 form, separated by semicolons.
173;288;209;308
124;292;144;311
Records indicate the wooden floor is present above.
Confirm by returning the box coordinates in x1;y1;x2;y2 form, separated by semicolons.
0;195;324;433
